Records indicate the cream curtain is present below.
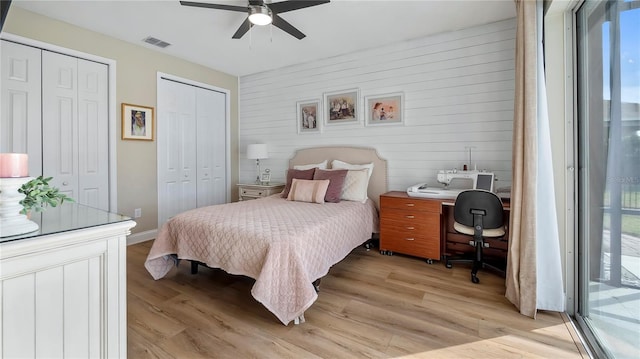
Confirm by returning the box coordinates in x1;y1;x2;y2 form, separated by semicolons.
506;0;541;318
507;0;566;318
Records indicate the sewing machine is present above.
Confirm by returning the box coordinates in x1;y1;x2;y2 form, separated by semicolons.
407;169;495;199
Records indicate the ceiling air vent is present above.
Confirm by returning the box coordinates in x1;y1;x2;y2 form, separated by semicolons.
142;36;171;48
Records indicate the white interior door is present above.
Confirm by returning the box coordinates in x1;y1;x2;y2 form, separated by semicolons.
42;51;78;201
77;59;109;210
196;87;227;207
0;40;42;177
157;78;197;225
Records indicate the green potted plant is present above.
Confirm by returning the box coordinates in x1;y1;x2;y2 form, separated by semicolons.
18;176;74;215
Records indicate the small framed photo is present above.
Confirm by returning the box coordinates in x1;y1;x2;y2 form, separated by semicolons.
122;103;154;141
260;172;271;184
323;88;359;125
296;99;321;134
364;93;404;126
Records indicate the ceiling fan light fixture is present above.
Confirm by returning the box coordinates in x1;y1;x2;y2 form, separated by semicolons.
248;6;272;26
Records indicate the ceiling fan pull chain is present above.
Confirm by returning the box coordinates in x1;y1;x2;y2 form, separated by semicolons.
270;23;273;43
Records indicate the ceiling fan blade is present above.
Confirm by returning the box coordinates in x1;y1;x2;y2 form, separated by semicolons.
271;14;305;40
232;18;253;39
179;1;247;12
268;0;330;14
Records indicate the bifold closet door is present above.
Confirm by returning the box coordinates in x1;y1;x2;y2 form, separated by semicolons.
158;77;227;226
0;40;42;177
157;79;198;225
196;87;226;208
41;51;109;211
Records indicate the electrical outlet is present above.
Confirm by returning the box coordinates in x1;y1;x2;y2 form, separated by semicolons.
134;208;142;218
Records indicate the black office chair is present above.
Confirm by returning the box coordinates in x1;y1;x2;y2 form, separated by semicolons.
446;189;506;284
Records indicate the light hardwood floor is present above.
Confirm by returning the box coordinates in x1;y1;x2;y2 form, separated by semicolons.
127;241;589;358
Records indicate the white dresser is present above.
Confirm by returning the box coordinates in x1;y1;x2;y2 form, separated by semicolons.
0;204;135;358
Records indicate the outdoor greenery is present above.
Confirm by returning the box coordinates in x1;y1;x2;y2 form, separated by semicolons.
603;213;640;238
18;176;74;214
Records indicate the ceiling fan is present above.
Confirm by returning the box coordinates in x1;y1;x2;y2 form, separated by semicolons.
179;0;330;40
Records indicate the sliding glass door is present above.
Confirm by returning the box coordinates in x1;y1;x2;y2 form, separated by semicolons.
576;0;640;357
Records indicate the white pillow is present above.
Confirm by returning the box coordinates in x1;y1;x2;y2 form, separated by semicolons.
293;160;328;170
340;169;369;203
331;160;374;183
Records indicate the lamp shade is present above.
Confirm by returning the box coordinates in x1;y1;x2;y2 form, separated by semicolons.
247;144;268;159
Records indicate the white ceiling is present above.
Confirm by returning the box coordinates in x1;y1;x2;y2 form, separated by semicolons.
12;0;516;76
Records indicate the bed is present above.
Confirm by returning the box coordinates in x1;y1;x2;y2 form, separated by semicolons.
144;146;388;325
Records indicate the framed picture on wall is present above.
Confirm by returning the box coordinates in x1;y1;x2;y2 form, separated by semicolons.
122;103;154;141
364;92;404;126
323;88;359;125
296;99;322;134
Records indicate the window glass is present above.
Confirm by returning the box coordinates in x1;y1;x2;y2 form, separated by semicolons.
576;1;640;357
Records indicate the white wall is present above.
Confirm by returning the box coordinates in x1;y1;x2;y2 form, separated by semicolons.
545;0;578;314
239;18;516;192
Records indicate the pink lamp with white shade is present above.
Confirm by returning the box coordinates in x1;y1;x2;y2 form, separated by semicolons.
0;153;39;237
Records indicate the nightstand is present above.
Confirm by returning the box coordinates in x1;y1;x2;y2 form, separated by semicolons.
237;183;285;201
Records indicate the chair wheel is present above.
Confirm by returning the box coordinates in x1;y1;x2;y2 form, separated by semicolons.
425;259;433;264
446;262;452;269
471;274;479;284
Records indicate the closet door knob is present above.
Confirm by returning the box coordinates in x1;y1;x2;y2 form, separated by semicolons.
62;181;69;186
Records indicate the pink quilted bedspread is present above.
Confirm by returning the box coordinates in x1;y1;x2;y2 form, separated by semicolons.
145;195;378;325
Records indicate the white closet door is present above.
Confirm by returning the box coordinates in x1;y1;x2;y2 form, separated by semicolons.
42;51;78;201
77;59;109;211
0;40;42;177
158;79;197;225
196;88;226;207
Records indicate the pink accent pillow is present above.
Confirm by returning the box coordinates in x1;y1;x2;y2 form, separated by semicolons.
313;169;348;203
281;168;316;198
286;179;330;204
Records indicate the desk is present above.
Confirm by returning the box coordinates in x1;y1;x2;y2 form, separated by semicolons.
379;191;510;264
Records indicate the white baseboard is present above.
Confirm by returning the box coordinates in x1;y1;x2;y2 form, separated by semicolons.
127;229;157;245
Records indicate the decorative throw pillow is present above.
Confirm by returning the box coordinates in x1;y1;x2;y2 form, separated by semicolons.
286;179;330;204
281;168;316;198
293;160;328;170
340;169;369;203
331;160;374;183
313;169;348;203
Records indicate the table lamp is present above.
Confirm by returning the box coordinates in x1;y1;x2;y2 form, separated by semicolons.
247;144;268;184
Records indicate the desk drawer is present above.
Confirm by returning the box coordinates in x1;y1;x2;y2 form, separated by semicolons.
380;217;439;240
447;233;508;251
380;210;436;223
381;196;441;213
380;233;440;260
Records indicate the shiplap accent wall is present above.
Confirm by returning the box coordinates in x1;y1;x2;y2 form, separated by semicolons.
239;18;515;193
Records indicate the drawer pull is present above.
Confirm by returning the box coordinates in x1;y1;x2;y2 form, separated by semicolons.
406;226;415;230
405;215;415;219
405;203;415;207
258;192;263;196
405;238;415;241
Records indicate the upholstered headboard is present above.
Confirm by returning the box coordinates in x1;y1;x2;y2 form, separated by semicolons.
289;146;388;210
